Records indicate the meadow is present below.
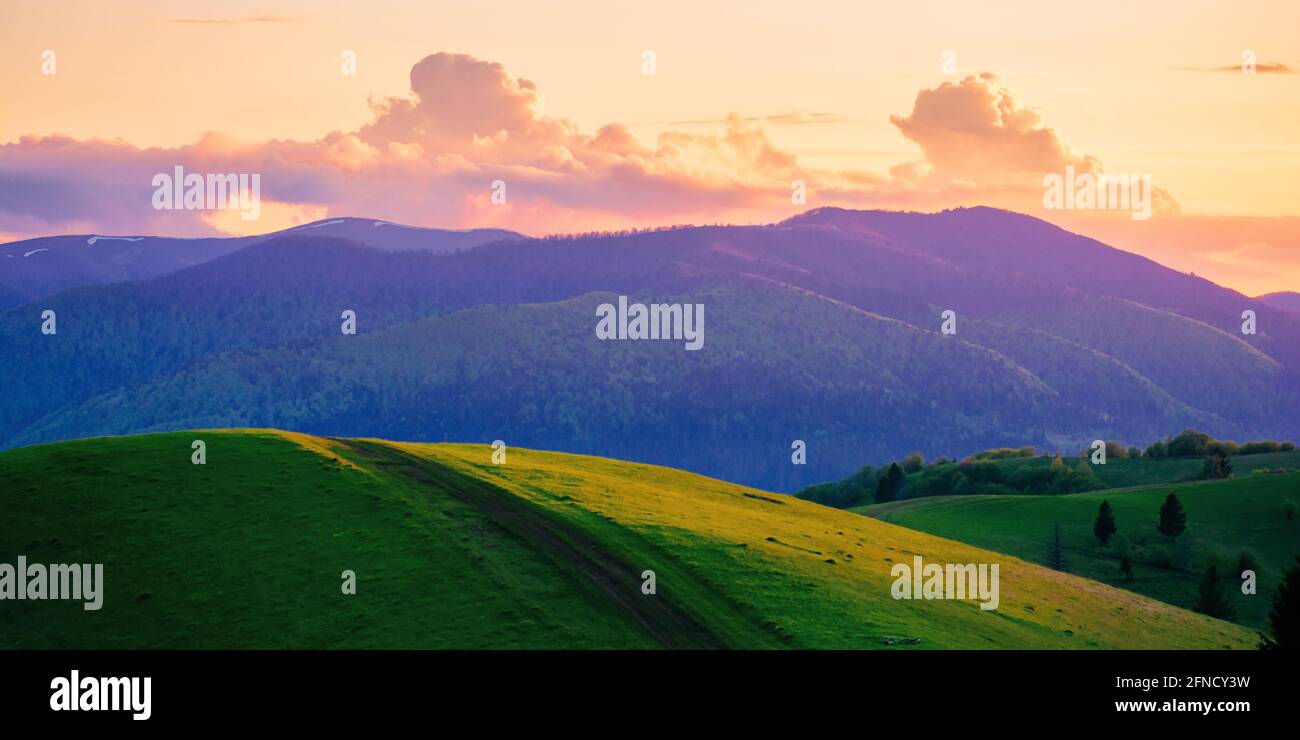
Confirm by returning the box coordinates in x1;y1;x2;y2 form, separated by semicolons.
0;430;1257;649
857;472;1300;631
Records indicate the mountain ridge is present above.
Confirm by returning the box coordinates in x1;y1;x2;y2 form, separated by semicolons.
2;206;1296;490
0;216;525;309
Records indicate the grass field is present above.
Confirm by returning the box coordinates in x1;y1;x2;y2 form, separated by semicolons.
857;474;1300;631
0;430;1259;649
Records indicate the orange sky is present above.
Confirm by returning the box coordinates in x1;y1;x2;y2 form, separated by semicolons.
1;0;1298;294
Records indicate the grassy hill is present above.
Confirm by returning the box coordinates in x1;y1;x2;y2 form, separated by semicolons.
856;474;1300;631
0;430;1256;649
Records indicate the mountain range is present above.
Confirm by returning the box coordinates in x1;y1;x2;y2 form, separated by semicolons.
0;217;523;310
2;207;1297;491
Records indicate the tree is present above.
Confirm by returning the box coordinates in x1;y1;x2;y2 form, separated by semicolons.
1264;556;1299;649
1201;449;1233;480
1093;500;1117;545
875;462;904;504
901;452;924;474
1168;428;1212;457
1158;493;1186;539
1119;553;1134;581
1050;454;1064;472
1193;564;1235;620
1046;523;1069;572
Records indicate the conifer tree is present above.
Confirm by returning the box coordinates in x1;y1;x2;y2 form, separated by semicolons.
875;462;904;504
1193;564;1235;620
1093;500;1117;545
1158;493;1186;539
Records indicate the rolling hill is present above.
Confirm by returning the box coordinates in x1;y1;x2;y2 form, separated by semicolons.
856;474;1300;630
0;430;1255;649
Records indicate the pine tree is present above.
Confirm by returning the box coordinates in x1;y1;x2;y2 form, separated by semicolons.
1157;493;1186;539
1264;556;1299;650
1046;523;1069;572
1119;553;1134;581
1193;564;1235;620
1093;500;1117;545
874;462;904;504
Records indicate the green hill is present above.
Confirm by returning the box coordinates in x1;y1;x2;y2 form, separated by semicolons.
856;474;1300;631
0;430;1257;649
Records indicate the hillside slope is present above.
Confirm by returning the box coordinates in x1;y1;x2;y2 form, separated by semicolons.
857;474;1300;630
0;430;1254;649
8;279;1077;492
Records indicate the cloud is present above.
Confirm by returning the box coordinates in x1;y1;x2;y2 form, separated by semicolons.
1179;62;1295;74
889;73;1097;180
1;53;835;237
884;73;1178;216
0;55;1218;243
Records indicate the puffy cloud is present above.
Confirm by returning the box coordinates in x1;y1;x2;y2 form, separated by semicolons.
889;73;1097;180
0;56;1220;241
885;73;1179;217
2;52;831;237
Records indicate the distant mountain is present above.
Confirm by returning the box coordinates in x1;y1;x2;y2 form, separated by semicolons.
2;207;1297;491
1258;291;1300;314
0;217;523;310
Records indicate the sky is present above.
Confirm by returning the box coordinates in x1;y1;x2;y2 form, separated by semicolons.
1;0;1298;294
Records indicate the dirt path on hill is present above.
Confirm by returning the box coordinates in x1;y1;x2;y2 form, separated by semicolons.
334;438;726;649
